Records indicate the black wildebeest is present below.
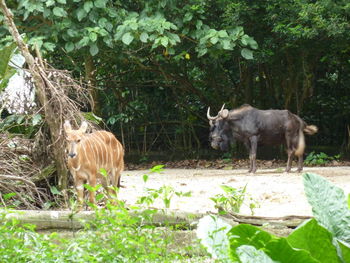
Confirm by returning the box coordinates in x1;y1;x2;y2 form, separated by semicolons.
207;104;318;173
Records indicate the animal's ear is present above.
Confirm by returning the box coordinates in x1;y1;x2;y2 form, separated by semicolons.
221;109;229;119
79;121;88;133
63;120;72;133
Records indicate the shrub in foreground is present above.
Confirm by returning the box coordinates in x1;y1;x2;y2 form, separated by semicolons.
197;173;350;263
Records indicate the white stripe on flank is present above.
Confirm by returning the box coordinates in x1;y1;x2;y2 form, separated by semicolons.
88;137;98;168
94;132;106;168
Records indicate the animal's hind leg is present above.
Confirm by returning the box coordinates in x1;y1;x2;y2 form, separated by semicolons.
107;168;119;204
117;175;121;188
297;155;303;172
75;179;85;210
286;149;294;173
285;131;297;173
88;171;97;206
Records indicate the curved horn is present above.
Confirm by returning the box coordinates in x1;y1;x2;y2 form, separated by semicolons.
207;107;218;120
218;104;225;113
218;104;229;118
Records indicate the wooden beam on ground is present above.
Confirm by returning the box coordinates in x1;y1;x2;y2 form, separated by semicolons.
1;209;209;230
1;209;311;231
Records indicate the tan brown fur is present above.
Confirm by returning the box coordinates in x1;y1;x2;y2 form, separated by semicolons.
229;104;253;117
304;125;318;135
295;130;305;157
64;120;124;207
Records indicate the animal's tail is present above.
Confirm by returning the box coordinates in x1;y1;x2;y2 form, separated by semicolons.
304;125;318;135
295;129;305;157
295;121;318;156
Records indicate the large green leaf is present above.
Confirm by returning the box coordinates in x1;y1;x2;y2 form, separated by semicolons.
89;43;99;56
65;42;75;52
228;224;274;261
83;1;93;13
303;173;350;243
0;43;17;78
76;8;87;21
0;43;18;92
236;245;275;263
241;48;254;59
228;224;319;262
337;240;350;263
196;215;232;262
229;224;273;249
122;32;134;45
53;7;67;17
140;32;149;43
265;238;319;263
94;0;107;8
0;67;16;92
287;218;340;263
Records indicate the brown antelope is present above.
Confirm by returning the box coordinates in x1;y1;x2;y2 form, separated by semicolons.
63;120;124;207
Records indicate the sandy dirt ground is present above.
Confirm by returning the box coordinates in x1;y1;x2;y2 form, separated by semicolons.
118;167;350;217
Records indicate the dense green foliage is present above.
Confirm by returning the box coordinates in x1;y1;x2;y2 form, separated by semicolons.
197;173;350;262
0;205;204;262
1;0;350;159
0;167;205;262
304;151;341;165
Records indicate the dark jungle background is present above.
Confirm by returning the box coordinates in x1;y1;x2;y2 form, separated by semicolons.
1;0;349;163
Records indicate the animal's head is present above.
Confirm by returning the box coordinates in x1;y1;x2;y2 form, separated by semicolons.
63;120;88;159
207;104;230;151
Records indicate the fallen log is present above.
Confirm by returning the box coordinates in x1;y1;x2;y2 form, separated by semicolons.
1;209;210;230
223;211;312;228
1;209;311;231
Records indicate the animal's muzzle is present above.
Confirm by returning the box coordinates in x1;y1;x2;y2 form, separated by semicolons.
68;153;76;158
210;136;222;150
211;143;220;150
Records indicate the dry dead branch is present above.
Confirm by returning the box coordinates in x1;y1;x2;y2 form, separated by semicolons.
0;0;93;196
0;134;54;209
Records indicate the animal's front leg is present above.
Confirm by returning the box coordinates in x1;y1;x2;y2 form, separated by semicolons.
75;179;84;209
244;141;253;173
285;150;294;173
88;172;97;206
248;156;253;173
249;136;258;173
297;155;303;172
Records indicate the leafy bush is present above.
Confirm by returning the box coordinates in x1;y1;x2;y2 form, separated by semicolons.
0;166;204;263
197;173;350;262
210;185;259;215
0;203;204;262
304;151;340;165
0;206;193;262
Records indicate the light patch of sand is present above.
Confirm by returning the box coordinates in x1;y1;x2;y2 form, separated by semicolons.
119;167;350;217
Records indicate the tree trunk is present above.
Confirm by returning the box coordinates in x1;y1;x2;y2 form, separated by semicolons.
84;54;100;115
0;0;68;189
239;61;253;104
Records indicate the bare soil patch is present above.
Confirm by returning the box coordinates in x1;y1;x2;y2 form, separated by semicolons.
119;167;350;217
